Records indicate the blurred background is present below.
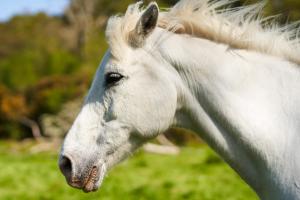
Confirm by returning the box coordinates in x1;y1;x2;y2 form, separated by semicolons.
0;0;299;199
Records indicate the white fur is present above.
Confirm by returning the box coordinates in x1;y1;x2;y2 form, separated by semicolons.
60;1;300;199
106;0;300;64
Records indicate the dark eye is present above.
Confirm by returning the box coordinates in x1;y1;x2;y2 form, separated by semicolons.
105;72;124;87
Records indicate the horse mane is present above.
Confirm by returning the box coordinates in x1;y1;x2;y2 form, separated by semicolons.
106;0;300;65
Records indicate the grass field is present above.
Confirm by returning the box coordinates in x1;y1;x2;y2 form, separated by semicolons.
0;141;258;200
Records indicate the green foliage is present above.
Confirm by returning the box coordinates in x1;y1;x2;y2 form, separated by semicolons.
0;13;80;90
93;0;137;16
0;144;258;200
0;123;24;139
285;0;300;20
82;30;108;68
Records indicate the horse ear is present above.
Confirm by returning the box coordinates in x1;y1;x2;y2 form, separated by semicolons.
137;3;159;36
130;3;159;47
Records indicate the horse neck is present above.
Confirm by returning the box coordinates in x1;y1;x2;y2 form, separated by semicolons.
157;31;300;199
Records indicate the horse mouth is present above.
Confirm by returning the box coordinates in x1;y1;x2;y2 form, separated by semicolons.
82;163;106;193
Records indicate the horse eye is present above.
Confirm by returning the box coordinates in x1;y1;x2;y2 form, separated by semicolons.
105;72;124;87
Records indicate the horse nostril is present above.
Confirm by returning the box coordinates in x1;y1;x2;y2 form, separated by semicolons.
59;155;73;181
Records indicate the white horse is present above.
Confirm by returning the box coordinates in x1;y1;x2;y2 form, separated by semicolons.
59;0;300;199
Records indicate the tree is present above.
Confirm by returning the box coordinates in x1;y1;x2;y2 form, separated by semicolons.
0;85;41;139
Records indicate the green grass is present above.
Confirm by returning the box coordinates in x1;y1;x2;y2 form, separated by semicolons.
0;142;258;200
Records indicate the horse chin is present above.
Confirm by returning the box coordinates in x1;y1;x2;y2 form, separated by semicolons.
82;138;144;193
81;148;128;193
82;163;107;193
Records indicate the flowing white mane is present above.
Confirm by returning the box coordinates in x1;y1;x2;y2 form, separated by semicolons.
106;0;300;65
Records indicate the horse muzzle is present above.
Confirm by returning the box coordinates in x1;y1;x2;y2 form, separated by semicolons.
58;153;106;192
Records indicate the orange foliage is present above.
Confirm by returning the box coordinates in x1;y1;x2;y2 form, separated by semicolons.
0;85;27;120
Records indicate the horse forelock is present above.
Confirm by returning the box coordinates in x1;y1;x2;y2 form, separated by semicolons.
105;2;143;60
105;0;300;65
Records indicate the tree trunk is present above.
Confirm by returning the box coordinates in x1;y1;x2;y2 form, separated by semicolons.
19;117;42;140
